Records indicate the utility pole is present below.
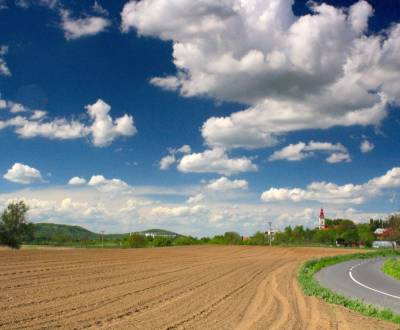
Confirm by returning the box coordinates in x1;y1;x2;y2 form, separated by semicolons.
268;221;272;247
100;230;105;248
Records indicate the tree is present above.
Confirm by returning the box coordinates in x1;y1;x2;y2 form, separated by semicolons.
153;236;173;247
125;233;148;248
249;231;267;245
223;232;242;245
357;224;374;247
0;201;32;249
385;214;400;249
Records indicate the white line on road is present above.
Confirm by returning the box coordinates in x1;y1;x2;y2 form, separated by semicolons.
349;261;400;300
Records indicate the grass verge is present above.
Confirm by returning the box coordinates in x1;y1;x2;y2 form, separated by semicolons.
383;257;400;281
298;249;400;324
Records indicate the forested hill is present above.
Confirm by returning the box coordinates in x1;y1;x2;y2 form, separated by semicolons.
31;223;180;242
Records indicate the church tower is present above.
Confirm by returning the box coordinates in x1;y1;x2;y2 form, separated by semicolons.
319;208;326;229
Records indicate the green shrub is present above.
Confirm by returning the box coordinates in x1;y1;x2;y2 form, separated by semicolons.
382;258;400;281
124;233;148;248
152;236;173;247
173;236;200;246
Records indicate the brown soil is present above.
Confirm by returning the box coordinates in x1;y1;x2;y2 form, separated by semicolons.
0;246;397;329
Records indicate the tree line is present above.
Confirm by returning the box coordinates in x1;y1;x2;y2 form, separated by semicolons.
1;201;399;249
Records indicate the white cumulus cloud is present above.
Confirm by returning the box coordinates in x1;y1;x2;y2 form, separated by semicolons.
207;176;248;191
360;140;374;153
269;141;350;163
61;9;110;40
0;98;137;147
177;148;257;176
261;166;400;205
159;144;192;170
3;163;43;184
88;175;132;194
68;176;86;185
122;0;400;150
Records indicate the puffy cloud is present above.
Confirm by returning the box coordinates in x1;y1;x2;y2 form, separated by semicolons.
367;167;400;189
68;176;86;185
177;148;257;175
360;140;374;153
122;0;399;150
261;167;400;204
92;1;108;16
3;163;43;184
60;9;110;40
150;204;206;217
326;152;351;163
176;144;191;154
86;99;137;147
0;98;137;147
159;144;192;170
160;155;176;170
30;110;47;120
186;193;205;204
206;176;248;191
88;175;132;194
0;45;11;76
269;141;350;163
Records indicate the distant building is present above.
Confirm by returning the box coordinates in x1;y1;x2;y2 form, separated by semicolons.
372;241;396;249
319;208;327;230
142;232;177;238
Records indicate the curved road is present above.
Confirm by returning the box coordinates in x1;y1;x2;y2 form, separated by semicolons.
315;258;400;313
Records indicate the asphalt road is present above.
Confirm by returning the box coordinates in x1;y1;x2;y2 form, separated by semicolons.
315;258;400;313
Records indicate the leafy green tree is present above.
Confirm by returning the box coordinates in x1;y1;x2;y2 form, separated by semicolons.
386;214;400;247
153;236;173;247
357;224;374;247
173;236;199;246
340;228;359;245
0;201;32;249
125;233;148;248
249;231;267;245
209;235;226;244
224;232;242;245
313;229;336;245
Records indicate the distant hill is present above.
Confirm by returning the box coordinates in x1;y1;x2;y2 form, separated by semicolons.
31;223;180;242
32;223;98;241
140;229;180;236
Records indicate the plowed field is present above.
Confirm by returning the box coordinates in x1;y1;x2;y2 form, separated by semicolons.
0;246;396;329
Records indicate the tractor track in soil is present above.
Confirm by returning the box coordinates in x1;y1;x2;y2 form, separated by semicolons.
1;246;397;329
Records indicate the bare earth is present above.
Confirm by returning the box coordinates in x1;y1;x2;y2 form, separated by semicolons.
0;246;398;330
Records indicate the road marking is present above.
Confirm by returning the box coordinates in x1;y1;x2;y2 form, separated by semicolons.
349;260;400;300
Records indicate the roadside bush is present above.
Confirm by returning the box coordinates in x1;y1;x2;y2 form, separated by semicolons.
383;258;400;280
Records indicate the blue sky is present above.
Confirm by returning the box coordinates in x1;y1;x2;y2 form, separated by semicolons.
0;0;399;236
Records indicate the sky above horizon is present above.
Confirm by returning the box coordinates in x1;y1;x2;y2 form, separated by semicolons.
0;0;399;236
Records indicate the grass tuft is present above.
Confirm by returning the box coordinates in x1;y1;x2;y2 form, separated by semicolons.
382;257;400;281
298;249;400;324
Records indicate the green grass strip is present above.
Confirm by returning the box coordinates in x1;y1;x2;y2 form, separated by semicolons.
383;258;400;281
298;249;400;324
